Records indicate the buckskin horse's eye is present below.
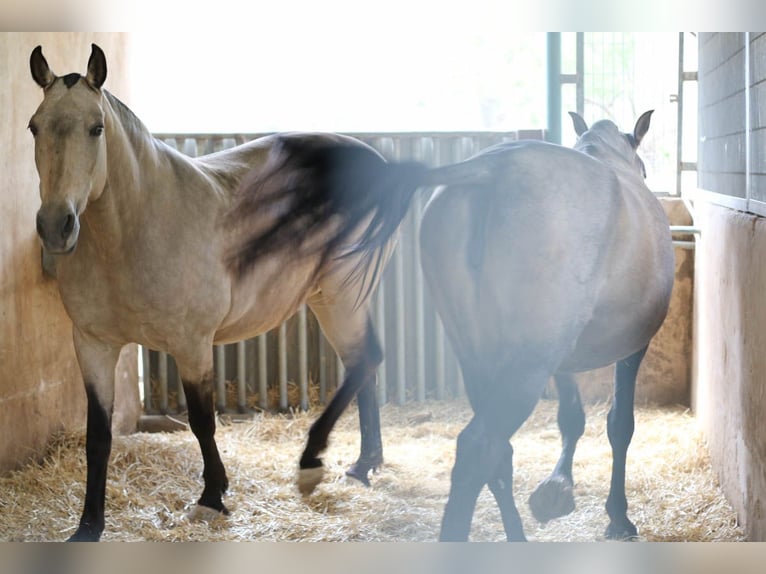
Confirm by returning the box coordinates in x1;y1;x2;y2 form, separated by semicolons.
90;124;104;137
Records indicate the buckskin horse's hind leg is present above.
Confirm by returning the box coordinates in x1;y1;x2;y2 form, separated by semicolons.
298;297;383;494
344;375;382;485
528;373;584;523
68;330;122;542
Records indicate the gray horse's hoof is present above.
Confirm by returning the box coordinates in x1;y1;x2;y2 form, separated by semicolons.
345;457;381;487
605;518;638;540
528;475;575;523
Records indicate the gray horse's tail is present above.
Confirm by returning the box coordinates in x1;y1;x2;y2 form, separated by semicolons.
227;136;495;285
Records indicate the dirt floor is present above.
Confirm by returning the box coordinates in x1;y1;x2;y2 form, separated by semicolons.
0;398;744;542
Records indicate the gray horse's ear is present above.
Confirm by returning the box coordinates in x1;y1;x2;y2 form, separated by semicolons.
568;111;589;137
30;45;56;88
633;110;654;147
86;44;107;89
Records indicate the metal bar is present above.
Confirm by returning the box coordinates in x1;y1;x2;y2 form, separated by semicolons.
746;33;752;208
456;360;465;398
278;322;288;411
141;345;152;411
158;351;168;414
576;32;585;116
176;368;186;412
298;305;309;411
393;139;407;405
236;340;247;413
670;226;701;234
375;283;387;405
215;345;226;412
318;332;327;405
336;353;345;389
434;317;446;401
394;246;406;403
411;138;432;402
546;32;562;144
676;32;685;197
413;143;427;403
258;333;268;410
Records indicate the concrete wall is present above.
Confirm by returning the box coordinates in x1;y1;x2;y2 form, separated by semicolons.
0;33;140;472
692;201;766;541
691;32;766;540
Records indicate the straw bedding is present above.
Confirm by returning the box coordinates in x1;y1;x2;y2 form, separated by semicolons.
0;398;744;542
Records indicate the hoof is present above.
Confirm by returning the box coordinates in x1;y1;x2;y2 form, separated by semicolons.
297;466;325;496
528;475;575;523
605;519;638;540
66;528;102;542
187;503;229;522
344;463;375;487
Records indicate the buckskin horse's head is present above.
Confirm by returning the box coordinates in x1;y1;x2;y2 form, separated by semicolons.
28;44;108;254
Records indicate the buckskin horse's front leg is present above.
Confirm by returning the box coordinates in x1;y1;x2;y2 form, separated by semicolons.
68;330;122;542
176;346;229;520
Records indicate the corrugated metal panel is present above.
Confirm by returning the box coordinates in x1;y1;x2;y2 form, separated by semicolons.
141;131;528;414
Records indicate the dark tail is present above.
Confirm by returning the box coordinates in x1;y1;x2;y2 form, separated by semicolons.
227;136;495;286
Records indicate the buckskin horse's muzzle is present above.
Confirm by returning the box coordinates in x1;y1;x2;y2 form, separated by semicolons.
36;203;80;254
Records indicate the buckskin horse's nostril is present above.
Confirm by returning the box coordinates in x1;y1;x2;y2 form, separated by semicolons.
62;213;75;238
36;213;44;237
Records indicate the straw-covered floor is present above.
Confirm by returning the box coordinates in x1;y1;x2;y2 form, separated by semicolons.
0;398;744;542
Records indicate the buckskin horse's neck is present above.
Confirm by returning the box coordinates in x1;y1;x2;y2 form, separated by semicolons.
79;92;182;255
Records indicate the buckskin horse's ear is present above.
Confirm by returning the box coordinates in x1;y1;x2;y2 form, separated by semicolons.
86;44;107;89
568;111;589;138
30;46;55;88
633;110;654;147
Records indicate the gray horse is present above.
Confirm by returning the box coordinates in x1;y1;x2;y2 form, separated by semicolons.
229;111;675;541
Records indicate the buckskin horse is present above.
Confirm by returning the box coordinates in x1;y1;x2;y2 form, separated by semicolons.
28;44;392;541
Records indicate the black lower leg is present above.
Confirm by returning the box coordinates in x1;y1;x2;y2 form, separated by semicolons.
301;320;382;474
552;373;585;481
440;417;491;542
183;377;228;513
529;374;585;523
345;377;383;485
604;346;646;540
488;443;526;541
68;385;112;542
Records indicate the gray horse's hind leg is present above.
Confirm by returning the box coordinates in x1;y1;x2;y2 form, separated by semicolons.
487;441;526;541
528;373;584;523
182;373;229;519
440;416;496;541
604;345;647;540
440;360;546;542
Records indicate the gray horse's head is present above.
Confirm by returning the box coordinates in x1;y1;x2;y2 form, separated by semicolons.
568;110;653;179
